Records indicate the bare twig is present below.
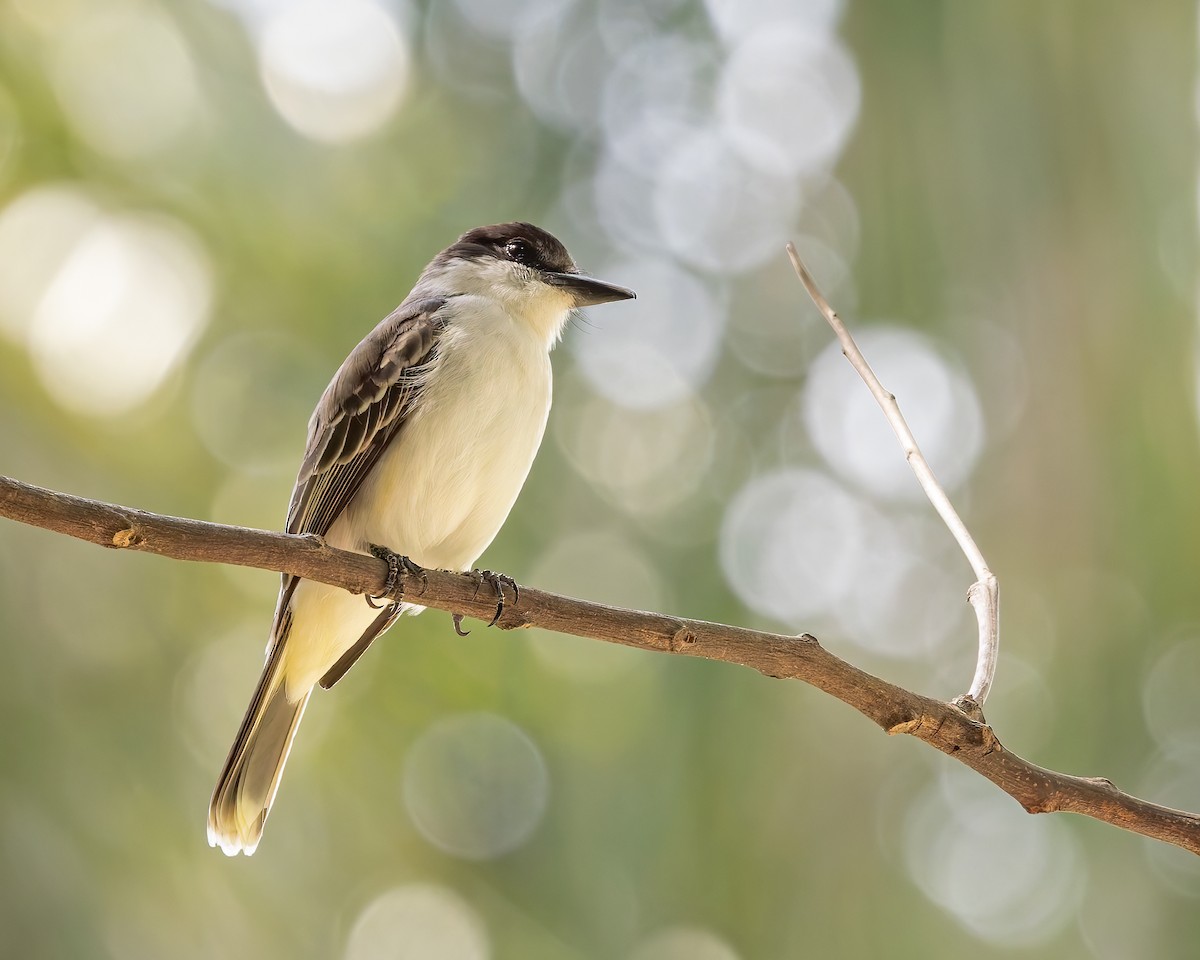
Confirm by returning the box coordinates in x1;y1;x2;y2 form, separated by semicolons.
1;473;1197;855
785;244;1000;708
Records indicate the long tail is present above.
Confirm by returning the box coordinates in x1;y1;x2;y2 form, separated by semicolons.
207;640;310;856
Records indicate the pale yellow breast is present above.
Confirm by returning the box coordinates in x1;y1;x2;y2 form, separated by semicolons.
280;295;558;694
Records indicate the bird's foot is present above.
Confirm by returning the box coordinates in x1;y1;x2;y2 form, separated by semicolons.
470;569;519;627
366;545;426;607
452;613;470;637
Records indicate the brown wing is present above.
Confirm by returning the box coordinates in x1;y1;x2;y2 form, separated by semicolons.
268;297;447;652
287;297;447;538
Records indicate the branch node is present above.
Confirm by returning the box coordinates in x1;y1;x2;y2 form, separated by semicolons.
669;625;697;652
951;694;986;723
888;714;943;738
111;527;144;549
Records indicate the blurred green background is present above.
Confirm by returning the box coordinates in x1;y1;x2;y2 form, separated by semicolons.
2;0;1199;956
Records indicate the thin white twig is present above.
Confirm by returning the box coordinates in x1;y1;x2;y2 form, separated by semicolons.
786;243;999;706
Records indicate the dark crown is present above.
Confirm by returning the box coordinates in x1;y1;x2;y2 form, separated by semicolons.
440;222;578;275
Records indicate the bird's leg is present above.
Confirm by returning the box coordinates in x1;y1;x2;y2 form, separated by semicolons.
452;569;518;635
367;544;426;606
471;569;520;627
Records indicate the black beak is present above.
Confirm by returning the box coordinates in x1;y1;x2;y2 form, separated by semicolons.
545;271;637;307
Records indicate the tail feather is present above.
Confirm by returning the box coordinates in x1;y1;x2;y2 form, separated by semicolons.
208;644;310;856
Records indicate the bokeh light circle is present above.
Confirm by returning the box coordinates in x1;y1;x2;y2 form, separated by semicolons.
830;512;970;661
600;35;712;171
803;327;985;501
571;257;725;410
259;0;410;143
719;467;865;624
448;0;556;41
0;186;212;417
903;770;1085;946
1138;746;1200;896
653;126;800;275
512;1;611;135
0;185;103;340
717;26;860;178
1143;637;1200;751
403;712;549;860
630;927;741;960
344;884;489;960
555;393;716;516
49;4;200;159
704;0;844;44
591;149;666;256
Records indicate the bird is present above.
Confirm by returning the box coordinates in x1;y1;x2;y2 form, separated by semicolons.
207;223;635;855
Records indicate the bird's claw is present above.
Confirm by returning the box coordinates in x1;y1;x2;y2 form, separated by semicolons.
366;545;426;607
452;613;470;637
470;569;519;627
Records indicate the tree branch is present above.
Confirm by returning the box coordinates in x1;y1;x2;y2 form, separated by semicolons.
2;472;1197;855
786;244;999;708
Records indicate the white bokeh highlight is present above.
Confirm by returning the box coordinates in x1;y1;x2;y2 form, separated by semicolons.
513;1;611;136
449;0;561;41
49;4;200;159
717;26;859;178
601;36;713;171
531;0;861;282
1142;638;1200;752
704;0;844;44
344;885;489;960
0;186;211;417
630;927;741;960
1138;746;1200;897
803;328;985;501
403;712;549;860
258;0;410;143
0;186;102;339
653;125;801;274
720;465;970;660
719;467;865;623
555;393;716;516
590;148;666;256
572;257;725;410
832;512;972;660
904;769;1086;946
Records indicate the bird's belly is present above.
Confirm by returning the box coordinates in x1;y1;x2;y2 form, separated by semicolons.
334;343;551;572
281;309;553;693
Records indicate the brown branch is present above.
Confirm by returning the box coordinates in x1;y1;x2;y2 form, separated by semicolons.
2;472;1198;855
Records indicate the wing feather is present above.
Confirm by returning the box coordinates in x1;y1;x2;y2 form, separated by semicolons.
268;296;447;653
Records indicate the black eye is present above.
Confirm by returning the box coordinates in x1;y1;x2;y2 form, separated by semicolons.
505;238;533;265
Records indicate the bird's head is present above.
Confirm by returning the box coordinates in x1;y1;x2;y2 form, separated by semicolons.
423;222;635;343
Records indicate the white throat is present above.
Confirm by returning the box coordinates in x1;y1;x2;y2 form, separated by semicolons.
428;257;574;347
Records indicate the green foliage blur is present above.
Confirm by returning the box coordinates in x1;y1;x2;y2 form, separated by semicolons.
1;0;1199;957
